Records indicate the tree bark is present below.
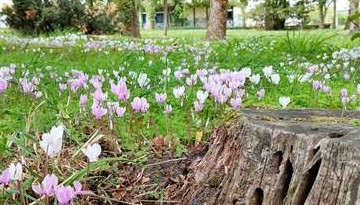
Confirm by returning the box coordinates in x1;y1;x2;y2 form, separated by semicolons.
205;7;209;28
345;0;359;30
193;7;196;28
120;0;141;38
206;0;228;40
332;0;337;29
164;0;168;36
167;109;360;205
319;1;325;29
145;0;156;30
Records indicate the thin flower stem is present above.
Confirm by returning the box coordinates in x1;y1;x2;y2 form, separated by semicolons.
18;181;25;205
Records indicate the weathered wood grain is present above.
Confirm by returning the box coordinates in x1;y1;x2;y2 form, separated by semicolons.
169;109;360;205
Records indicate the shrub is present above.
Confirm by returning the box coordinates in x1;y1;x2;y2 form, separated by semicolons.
82;3;120;34
1;0;119;35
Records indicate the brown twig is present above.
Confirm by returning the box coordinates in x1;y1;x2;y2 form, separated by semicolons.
140;199;181;203
144;157;187;167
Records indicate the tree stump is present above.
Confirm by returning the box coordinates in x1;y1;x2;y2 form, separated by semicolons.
168;109;360;205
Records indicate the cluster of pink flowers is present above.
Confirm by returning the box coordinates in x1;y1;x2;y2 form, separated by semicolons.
19;77;42;98
131;97;149;113
0;77;7;94
110;78;130;101
312;80;331;93
339;88;356;107
32;174;91;205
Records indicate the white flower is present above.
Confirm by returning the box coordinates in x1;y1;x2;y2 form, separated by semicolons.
9;162;23;181
173;86;185;98
279;96;290;108
249;74;260;85
299;72;313;83
240;67;252;78
82;143;102;162
196;90;208;104
263;66;273;78
137;73;150;88
162;68;171;77
270;73;280;85
40;125;63;158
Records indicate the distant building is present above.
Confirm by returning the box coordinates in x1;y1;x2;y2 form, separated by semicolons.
141;0;350;29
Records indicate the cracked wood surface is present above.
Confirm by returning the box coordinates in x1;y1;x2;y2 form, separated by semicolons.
168;109;360;205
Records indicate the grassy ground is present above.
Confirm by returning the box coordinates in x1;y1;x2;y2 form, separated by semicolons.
0;29;359;204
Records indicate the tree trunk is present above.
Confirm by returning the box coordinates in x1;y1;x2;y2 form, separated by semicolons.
167;109;360;205
241;6;246;28
193;7;196;28
264;0;287;30
332;0;337;29
205;7;209;28
346;0;359;30
164;0;168;36
120;0;141;38
145;0;156;30
319;2;325;29
146;17;156;30
206;0;228;40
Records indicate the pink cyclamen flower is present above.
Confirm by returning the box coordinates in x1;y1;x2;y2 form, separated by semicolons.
164;104;172;115
115;106;126;117
92;89;107;103
229;97;242;109
110;79;130;101
340;88;347;98
91;102;107;119
79;95;88;107
257;89;265;100
173;86;185;99
34;91;42;98
131;97;149;113
312;81;323;90
73;181;93;196
174;70;183;79
0;168;11;186
32;174;59;196
194;101;203;112
59;83;67;92
55;186;74;205
155;93;167;104
20;79;35;93
0;78;7;93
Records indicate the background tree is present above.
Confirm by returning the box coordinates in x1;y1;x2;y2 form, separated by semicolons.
332;0;336;28
264;0;290;30
117;0;141;37
143;0;157;29
182;0;210;28
164;0;168;35
1;0;86;34
345;0;359;30
239;0;248;28
290;0;313;27
206;0;228;40
317;0;332;29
